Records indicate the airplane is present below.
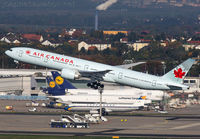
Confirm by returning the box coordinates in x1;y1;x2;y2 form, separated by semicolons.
49;90;147;114
47;71;167;101
63;102;144;114
46;71;151;114
5;47;195;90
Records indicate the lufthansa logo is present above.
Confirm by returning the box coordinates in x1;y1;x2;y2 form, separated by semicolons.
49;81;56;88
55;76;64;85
67;107;72;111
64;106;71;111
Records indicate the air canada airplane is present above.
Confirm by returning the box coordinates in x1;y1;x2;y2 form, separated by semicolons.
5;47;195;90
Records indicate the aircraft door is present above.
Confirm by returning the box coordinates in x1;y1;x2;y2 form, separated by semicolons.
18;50;23;57
152;80;156;86
43;56;49;63
84;65;89;71
118;72;123;79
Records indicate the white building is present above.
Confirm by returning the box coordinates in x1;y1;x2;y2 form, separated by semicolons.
0;37;11;43
183;77;200;93
78;41;111;51
0;69;52;96
0;37;21;44
183;44;200;51
41;40;61;47
127;42;149;51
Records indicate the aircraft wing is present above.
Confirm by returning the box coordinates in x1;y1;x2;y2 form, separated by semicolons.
116;62;146;69
79;70;112;81
166;84;189;90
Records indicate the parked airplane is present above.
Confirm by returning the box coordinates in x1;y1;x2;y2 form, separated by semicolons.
64;102;144;114
5;47;195;90
47;71;150;113
49;90;147;114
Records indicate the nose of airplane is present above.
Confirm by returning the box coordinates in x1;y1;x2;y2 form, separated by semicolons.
5;49;12;57
5;50;10;56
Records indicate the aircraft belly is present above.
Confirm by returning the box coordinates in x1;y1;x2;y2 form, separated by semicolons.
70;107;91;112
103;74;116;82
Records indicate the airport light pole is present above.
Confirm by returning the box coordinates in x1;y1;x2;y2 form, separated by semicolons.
21;76;23;90
98;87;103;122
163;91;166;111
45;68;48;87
161;62;166;111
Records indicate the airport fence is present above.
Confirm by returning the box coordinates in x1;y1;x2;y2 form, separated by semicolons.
0;95;47;100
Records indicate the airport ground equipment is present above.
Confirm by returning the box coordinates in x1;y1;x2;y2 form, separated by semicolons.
5;106;13;110
28;107;37;112
85;114;108;123
85;114;98;123
50;114;89;128
26;101;39;107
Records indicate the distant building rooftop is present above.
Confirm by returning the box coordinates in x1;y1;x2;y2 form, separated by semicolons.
22;34;43;42
103;31;128;35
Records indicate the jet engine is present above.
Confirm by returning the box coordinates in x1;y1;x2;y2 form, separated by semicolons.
61;68;80;80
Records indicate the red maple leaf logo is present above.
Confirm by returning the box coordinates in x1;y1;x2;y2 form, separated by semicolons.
174;68;185;78
26;50;30;55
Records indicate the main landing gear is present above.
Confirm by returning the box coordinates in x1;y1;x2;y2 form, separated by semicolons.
87;81;104;89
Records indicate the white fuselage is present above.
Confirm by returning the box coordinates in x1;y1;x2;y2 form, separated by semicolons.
5;47;189;90
67;88;167;101
51;94;151;104
52;94;146;112
66;103;143;112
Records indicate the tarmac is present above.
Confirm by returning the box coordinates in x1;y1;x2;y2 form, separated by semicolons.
0;100;200;138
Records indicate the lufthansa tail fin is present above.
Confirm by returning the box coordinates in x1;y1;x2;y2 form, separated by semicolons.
46;76;66;96
51;71;77;89
46;76;58;89
46;76;53;85
162;58;195;83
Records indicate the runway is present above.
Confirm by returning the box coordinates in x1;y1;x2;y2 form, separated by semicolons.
0;100;200;138
0;114;200;138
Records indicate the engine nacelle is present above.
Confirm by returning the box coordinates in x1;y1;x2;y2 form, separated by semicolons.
61;68;80;80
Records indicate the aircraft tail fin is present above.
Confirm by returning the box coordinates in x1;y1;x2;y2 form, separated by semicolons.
46;76;53;85
46;76;58;89
46;76;65;96
51;71;77;89
162;58;195;83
